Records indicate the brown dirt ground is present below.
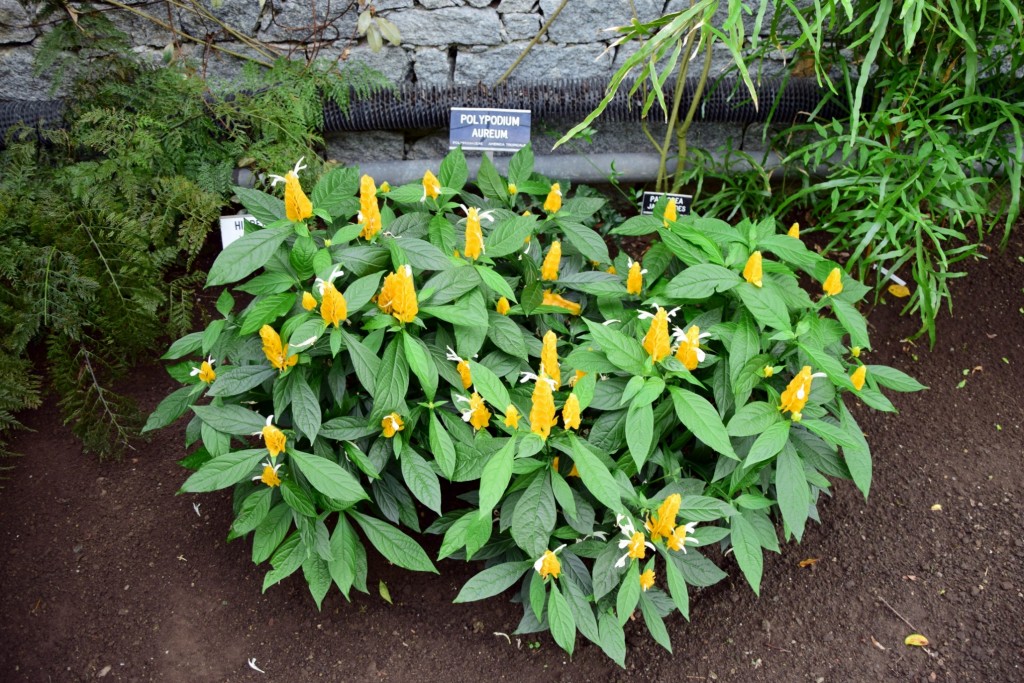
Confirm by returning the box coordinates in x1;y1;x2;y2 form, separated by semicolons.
2;237;1022;683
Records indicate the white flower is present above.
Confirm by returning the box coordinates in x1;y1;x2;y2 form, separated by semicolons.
518;371;556;389
637;303;680;320
268;157;307;186
290;335;319;350
189;356;215;376
314;266;345;295
614;514;654;568
247;658;266;674
253;414;275;437
192;502;202;517
250;460;282;483
532;544;566;573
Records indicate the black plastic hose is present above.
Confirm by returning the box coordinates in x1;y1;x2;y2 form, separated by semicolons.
1;76;845;147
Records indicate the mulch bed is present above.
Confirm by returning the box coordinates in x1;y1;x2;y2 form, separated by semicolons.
2;235;1022;682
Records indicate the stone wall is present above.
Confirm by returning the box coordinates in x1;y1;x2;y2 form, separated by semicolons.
1;1;785;161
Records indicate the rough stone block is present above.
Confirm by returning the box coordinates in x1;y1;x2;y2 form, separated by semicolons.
497;0;536;11
0;0;38;44
258;0;357;43
334;43;412;82
455;42;613;85
106;2;177;48
502;13;540;41
326;130;406;164
389;7;503;47
176;0;263;38
539;0;662;45
419;0;460;8
0;46;62;99
413;47;452;86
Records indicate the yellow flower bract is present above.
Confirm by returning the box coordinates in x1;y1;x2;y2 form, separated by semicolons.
823;267;844;296
541;290;580;315
541;241;561;281
627;260;643;295
378;265;418;323
381;412;404;438
743;251;763;288
642;307;671;363
496;297;510;315
529;372;557;440
464;207;484;260
262;423;287;458
536;549;560;579
543;183;562;213
639;569;656;592
320;281;347;328
562;393;581;431
645;493;681;542
260;325;298;372
541;330;560;388
359;175;382;240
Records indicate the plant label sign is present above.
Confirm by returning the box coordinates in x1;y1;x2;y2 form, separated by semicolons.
640;191;693;217
449;108;531;152
219;214;262;249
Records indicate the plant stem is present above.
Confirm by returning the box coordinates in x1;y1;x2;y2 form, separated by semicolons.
493;0;570;87
671;30;714;194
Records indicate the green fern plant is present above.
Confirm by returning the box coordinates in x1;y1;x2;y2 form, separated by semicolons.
0;6;390;461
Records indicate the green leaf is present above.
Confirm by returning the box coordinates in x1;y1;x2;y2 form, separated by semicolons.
303;555;332;609
626;399;654;469
735;282;791;331
838;401;873;499
262;532;305;592
478;436;516;518
401;448;442;514
143;385;195;432
340;329;380;398
548;583;577;656
287;318;325;352
486;215;537;258
476;153;508;202
328;513;365;599
207;224;292;287
290;373;322;442
162;332;203;360
180;449;265;492
343;271;384;313
252;502;292;564
758;234;823;273
234;186;285;224
232;487;273;535
868;365;927;392
598;610;627;668
775;443;810;541
616;562;640;625
349;510;438;573
610;215;662;236
420;303;486;327
474;265;516;301
486;313;528;359
508;144;533;187
280;479;317;517
403;332;438;401
730;513;763;595
557;271;624;296
370;337;409;420
454;560;533;603
568;434;622;513
289;449;368;506
560;219;610;264
727;401;781;437
312;166;359;216
665;264;742;298
743;420;791;468
207;365;277;398
660;546;690;620
238;271;298;295
467;360;511;413
669;388;738;459
639;591;672;652
439;146;468;193
801;419;860;449
830;298;870;349
511;472;556;558
395;237;451;272
429;412;457;480
583;319;646;375
677;495;736;522
321;416;377;441
192;404;266;436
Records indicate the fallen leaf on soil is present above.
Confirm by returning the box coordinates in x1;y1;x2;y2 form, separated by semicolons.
870;636;887;651
931;504;942;511
905;634;930;647
798;558;819;568
888;284;911;298
379;580;392;604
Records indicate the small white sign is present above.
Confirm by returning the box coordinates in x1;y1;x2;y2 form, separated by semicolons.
218;214;261;249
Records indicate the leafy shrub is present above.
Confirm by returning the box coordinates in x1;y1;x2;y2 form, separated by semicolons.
150;145;923;663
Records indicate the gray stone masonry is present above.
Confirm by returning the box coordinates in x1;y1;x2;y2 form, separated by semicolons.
1;0;38;44
538;0;664;45
389;7;503;47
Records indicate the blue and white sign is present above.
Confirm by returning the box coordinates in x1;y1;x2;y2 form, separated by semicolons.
449;108;531;152
640;191;693;217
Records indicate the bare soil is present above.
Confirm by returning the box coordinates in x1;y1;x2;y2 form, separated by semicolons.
2;238;1022;682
